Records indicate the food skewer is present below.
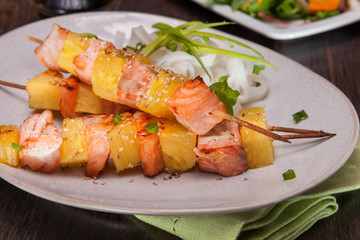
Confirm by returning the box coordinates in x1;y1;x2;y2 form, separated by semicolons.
18;24;335;144
0;79;336;141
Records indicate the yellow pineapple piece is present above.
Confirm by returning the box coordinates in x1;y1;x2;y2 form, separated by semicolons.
238;107;274;168
0;125;20;167
55;32;91;75
92;52;126;103
137;70;188;119
60;118;88;167
159;119;197;173
108;113;141;172
76;83;103;114
26;70;63;111
27;70;104;114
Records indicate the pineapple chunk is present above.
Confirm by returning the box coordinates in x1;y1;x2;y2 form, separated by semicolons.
55;32;91;75
27;70;104;114
137;70;188;119
60;118;88;167
0;125;20;167
238;107;274;168
159;120;197;173
26;70;63;111
76;83;103;114
92;52;126;103
108;113;141;172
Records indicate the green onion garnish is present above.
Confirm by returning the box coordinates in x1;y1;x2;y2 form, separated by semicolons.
148;68;159;75
252;64;265;74
141;21;277;80
166;42;178;52
293;110;308;123
80;33;98;39
145;122;159;134
12;143;22;151
126;42;146;51
282;169;296;181
113;114;122;125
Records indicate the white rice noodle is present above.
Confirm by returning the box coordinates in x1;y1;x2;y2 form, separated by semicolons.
127;25;157;47
225;57;268;104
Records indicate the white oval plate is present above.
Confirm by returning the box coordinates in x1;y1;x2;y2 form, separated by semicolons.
0;12;358;215
191;0;360;40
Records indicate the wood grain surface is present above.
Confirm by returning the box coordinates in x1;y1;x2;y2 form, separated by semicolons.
0;0;359;239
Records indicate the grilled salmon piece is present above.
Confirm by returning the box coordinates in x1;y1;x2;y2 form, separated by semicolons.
19;110;63;173
73;39;116;85
194;121;247;177
82;115;114;178
101;100;132;115
59;75;80;118
117;60;160;109
166;76;226;135
134;111;163;177
34;24;69;72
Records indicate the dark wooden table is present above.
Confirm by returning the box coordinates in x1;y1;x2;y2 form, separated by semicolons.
1;0;359;239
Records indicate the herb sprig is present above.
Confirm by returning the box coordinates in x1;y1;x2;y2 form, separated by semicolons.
141;21;276;79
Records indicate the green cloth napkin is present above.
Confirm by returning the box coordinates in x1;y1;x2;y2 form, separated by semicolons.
136;138;360;240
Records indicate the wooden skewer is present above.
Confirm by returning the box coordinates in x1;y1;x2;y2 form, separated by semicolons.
26;35;43;44
212;110;336;142
212;110;291;143
269;126;336;139
0;80;26;90
281;133;336;139
0;80;336;143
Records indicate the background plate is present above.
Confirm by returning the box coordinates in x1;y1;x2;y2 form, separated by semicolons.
0;11;358;215
191;0;360;40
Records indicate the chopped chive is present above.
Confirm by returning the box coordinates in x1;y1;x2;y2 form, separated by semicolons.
148;68;159;75
255;82;261;87
282;169;296;181
126;42;146;51
136;42;146;51
165;42;178;52
12;143;22;151
80;33;98;39
126;45;137;51
252;64;265;74
113;114;122;125
293;110;308;123
145;122;158;134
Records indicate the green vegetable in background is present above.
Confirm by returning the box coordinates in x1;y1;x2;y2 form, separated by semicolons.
205;0;340;22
